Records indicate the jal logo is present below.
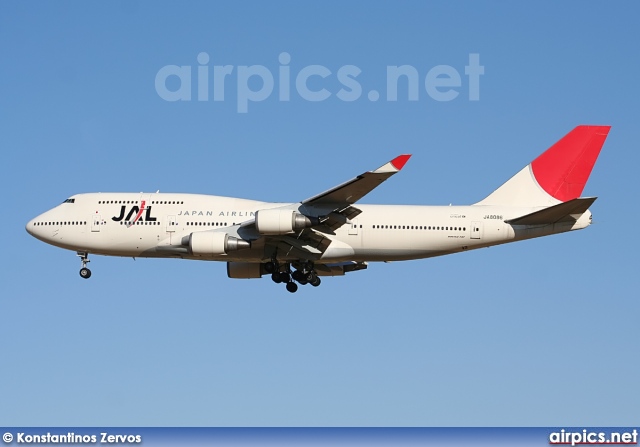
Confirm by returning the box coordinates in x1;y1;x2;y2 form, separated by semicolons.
112;201;157;224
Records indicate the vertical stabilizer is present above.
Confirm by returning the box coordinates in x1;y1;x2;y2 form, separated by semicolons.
475;126;610;207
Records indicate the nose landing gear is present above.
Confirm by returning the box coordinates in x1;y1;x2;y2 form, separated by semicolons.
77;252;91;279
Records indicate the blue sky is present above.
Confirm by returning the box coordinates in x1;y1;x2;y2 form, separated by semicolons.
1;1;639;426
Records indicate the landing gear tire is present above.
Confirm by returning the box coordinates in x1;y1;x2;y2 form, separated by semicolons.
286;282;298;293
77;252;91;279
264;261;277;274
310;277;321;287
271;272;282;284
279;272;291;283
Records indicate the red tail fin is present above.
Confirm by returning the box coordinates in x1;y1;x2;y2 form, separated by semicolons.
475;125;610;207
531;125;610;202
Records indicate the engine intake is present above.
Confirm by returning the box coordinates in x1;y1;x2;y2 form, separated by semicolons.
189;231;250;256
255;209;318;235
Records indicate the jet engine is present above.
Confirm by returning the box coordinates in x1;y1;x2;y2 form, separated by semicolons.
188;231;250;256
255;209;319;235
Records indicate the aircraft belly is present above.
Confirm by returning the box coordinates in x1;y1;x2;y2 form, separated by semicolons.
42;228;88;252
73;225;162;257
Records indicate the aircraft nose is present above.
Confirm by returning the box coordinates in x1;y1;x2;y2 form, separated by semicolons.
26;217;36;236
26;212;48;240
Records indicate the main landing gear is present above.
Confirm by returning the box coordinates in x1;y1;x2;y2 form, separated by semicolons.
265;260;321;293
77;252;91;279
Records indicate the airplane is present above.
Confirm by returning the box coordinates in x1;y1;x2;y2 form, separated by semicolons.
26;125;610;293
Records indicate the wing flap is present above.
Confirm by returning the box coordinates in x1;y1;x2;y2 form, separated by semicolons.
265;228;333;260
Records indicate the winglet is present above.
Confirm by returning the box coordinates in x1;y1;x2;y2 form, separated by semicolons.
391;154;412;170
374;154;412;173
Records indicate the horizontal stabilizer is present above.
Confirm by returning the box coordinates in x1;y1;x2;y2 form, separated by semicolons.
505;197;597;225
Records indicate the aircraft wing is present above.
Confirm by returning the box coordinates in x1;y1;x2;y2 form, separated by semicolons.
237;154;412;260
299;154;411;233
302;154;412;208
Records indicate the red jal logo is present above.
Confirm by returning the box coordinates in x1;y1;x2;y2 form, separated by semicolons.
112;201;157;223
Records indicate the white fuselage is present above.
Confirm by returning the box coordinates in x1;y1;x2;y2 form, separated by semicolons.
26;192;591;263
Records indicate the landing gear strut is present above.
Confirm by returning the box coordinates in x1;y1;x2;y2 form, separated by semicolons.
77;252;91;279
269;259;283;283
268;261;297;293
265;259;324;293
295;262;321;287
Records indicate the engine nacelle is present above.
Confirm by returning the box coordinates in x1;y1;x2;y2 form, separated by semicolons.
255;209;318;235
227;262;264;279
189;231;250;256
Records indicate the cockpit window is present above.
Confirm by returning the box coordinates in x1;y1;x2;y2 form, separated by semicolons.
62;198;75;204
